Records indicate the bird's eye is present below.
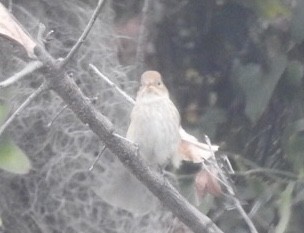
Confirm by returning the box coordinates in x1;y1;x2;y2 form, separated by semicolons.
157;81;161;86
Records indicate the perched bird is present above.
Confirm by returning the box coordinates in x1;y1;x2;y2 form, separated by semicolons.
96;71;220;215
96;71;181;215
127;70;181;169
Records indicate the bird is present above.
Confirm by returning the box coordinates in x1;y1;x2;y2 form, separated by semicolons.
95;70;220;215
126;70;181;169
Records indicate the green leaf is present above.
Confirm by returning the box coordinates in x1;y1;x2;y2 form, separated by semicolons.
233;54;287;123
0;139;31;174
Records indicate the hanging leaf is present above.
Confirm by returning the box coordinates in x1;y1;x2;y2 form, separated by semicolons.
233;54;287;123
0;139;31;174
179;127;219;163
0;2;37;58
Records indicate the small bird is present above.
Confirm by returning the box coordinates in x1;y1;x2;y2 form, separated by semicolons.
127;70;181;169
96;71;181;215
96;71;220;215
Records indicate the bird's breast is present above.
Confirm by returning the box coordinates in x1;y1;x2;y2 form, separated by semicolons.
127;98;181;167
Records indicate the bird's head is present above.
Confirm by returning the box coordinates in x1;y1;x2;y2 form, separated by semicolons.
137;71;169;100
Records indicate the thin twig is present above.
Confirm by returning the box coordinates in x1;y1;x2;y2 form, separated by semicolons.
0;81;48;137
225;153;298;182
89;64;135;105
47;104;68;128
89;145;106;171
0;61;43;88
135;0;154;76
59;0;106;68
113;132;138;145
235;168;298;180
208;151;258;233
205;136;259;233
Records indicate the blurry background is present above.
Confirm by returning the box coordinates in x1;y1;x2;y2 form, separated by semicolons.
0;0;304;232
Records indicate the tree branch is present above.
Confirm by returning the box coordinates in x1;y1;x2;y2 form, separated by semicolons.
46;70;223;233
59;0;106;68
89;64;135;105
0;81;48;137
0;61;43;88
35;31;224;233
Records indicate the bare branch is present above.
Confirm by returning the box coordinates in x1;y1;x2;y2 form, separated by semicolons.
0;81;48;137
89;64;135;105
59;0;106;68
0;61;43;88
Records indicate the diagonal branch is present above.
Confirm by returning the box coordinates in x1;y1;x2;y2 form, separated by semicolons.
0;81;48;137
89;64;135;105
59;0;106;68
37;44;224;233
47;72;224;233
0;61;43;88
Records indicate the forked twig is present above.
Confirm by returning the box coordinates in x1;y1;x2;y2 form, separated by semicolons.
59;0;106;68
0;61;43;88
0;81;48;137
